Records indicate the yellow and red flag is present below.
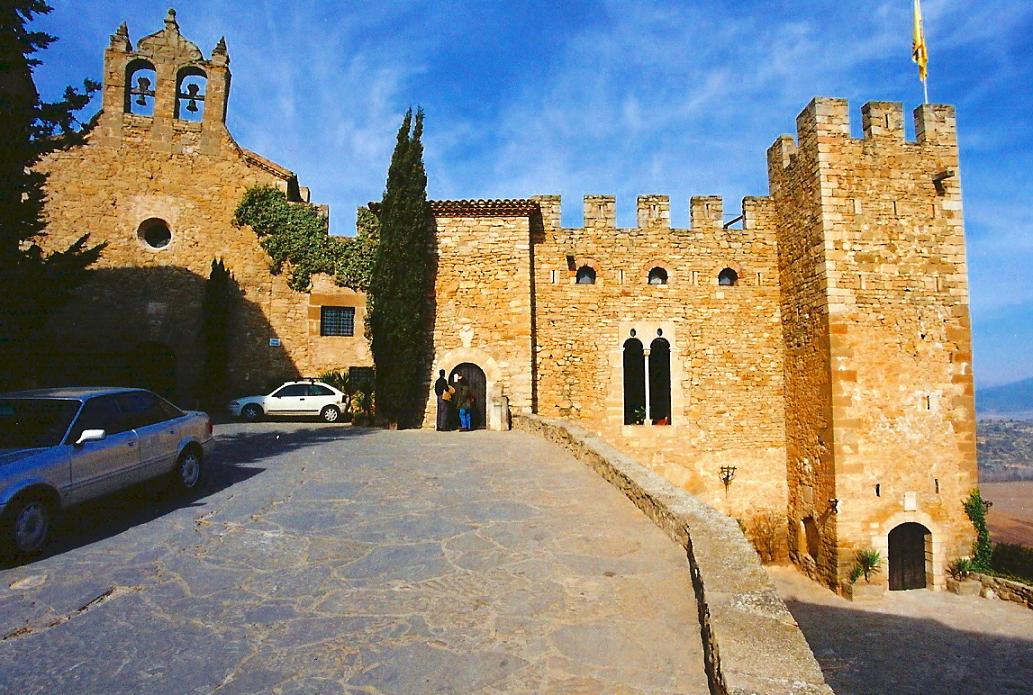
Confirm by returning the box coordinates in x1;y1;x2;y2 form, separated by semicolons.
912;0;929;83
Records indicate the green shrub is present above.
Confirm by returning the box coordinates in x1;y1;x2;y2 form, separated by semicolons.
946;557;973;581
991;543;1033;583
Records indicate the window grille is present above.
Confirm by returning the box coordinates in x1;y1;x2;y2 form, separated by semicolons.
320;306;355;336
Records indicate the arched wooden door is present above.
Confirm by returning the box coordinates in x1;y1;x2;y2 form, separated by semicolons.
888;522;930;590
449;363;487;430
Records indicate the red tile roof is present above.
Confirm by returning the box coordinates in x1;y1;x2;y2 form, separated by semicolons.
368;198;540;218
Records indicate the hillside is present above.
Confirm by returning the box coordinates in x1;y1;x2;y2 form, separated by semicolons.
977;377;1033;419
978;419;1033;481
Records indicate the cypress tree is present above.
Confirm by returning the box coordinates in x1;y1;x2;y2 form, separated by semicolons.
0;1;104;387
200;259;234;409
369;108;430;428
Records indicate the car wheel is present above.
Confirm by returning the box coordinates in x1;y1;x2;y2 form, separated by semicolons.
241;404;263;421
173;448;204;492
3;496;51;558
320;405;341;423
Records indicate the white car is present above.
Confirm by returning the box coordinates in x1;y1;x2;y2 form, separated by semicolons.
228;381;347;423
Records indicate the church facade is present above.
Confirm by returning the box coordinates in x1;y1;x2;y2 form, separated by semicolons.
36;12;978;594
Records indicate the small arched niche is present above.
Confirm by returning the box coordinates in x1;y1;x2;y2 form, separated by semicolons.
576;265;596;285
718;267;739;286
175;66;207;121
125;58;157;116
802;517;820;560
647;266;668;285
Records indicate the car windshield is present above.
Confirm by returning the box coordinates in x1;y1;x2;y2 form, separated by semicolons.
0;398;81;449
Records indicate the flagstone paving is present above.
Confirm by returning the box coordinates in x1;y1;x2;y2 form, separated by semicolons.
0;422;708;694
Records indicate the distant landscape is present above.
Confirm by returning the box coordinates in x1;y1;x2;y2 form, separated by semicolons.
975;378;1033;546
976;376;1033;421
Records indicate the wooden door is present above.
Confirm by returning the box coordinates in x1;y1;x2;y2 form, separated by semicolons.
889;523;929;590
450;363;486;430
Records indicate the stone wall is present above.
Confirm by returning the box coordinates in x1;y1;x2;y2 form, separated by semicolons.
769;98;979;591
530;194;788;523
33;13;370;405
513;414;832;695
974;573;1033;611
421;211;535;430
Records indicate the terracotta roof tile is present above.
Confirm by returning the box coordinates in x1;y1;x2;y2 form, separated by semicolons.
368;198;539;218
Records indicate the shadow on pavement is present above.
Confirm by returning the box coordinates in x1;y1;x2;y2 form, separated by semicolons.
783;597;1033;695
2;424;375;569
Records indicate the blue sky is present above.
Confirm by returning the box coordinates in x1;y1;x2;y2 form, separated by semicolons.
33;1;1033;387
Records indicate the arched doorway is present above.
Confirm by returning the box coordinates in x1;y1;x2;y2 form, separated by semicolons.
888;522;930;590
449;363;487;430
127;341;177;399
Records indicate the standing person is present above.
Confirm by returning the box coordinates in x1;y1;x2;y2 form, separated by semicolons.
454;373;474;432
433;369;452;431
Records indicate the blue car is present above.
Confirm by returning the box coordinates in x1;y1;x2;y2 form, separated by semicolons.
0;387;215;559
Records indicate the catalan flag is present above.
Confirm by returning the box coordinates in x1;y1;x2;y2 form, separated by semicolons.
912;0;929;85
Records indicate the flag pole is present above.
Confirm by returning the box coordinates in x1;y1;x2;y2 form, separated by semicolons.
913;0;930;105
923;78;929;105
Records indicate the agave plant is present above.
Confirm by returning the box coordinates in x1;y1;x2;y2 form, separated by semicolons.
853;548;882;583
947;557;973;581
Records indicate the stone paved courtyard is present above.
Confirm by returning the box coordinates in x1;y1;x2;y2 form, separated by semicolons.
0;423;708;694
768;565;1033;695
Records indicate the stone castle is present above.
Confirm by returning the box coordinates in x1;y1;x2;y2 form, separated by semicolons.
34;11;978;594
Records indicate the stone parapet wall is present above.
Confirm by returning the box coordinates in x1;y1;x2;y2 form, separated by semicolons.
513;414;832;695
974;573;1033;611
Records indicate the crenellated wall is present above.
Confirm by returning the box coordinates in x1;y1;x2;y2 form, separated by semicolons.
530;194;787;523
769;97;978;591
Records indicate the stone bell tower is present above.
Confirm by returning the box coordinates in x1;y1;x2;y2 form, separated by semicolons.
96;8;231;155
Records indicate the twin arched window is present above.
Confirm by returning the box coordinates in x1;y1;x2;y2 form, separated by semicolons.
623;334;672;425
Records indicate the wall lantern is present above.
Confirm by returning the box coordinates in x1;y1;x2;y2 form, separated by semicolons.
719;466;737;488
828;498;840;514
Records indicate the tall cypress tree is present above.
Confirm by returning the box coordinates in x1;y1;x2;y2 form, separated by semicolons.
0;1;104;387
369;108;430;428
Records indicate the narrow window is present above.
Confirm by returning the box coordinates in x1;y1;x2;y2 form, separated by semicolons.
125;59;157;116
175;66;207;121
647;267;668;285
576;265;596;284
320;306;355;336
648;337;672;425
718;268;738;286
623;338;645;425
875;483;881;497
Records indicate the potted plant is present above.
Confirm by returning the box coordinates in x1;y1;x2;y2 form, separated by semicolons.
845;548;885;601
946;557;981;596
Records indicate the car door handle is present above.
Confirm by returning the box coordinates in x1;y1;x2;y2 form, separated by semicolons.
127;441;135;447
299;398;306;401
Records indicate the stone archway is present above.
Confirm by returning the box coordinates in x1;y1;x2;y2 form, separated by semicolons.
449;363;487;430
888;522;931;590
435;348;504;430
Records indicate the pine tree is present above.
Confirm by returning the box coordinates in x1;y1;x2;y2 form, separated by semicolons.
369;108;430;428
0;1;105;386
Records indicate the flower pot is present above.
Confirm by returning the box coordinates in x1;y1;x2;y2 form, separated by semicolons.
844;581;885;601
946;577;981;596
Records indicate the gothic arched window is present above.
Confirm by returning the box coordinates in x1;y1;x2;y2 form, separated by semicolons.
648;337;672;424
175;66;207;121
623;337;645;425
718;267;739;286
125;59;157;116
576;265;596;284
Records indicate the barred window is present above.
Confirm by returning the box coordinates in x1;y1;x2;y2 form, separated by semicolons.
320;306;355;336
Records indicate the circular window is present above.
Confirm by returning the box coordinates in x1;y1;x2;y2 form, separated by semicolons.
138;218;172;250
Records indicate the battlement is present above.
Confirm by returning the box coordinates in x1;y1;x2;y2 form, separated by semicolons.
530;194;772;232
768;97;958;172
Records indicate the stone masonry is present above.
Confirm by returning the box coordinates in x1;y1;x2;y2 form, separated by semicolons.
35;11;979;594
33;10;370;403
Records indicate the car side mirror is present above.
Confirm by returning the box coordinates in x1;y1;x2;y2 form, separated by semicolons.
75;429;106;446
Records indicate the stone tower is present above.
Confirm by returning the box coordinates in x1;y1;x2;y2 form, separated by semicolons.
768;98;978;592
